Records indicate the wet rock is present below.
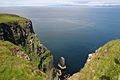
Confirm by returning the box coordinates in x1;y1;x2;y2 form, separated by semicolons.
64;74;70;80
56;69;62;76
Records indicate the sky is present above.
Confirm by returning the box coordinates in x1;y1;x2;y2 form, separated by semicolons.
0;0;120;6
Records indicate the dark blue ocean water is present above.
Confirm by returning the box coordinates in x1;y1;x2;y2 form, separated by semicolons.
0;7;120;75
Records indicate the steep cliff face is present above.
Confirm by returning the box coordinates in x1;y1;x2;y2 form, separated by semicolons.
68;40;120;80
0;14;58;80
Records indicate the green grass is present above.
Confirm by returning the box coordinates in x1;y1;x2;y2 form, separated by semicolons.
68;40;120;80
77;40;120;80
0;14;27;23
0;40;46;80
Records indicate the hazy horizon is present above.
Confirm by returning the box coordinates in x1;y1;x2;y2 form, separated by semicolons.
0;0;120;7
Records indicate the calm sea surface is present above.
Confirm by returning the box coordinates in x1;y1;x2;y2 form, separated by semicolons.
0;7;120;75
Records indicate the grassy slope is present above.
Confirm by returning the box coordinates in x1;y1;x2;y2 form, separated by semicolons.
69;40;120;80
0;40;46;80
0;14;27;23
0;14;30;27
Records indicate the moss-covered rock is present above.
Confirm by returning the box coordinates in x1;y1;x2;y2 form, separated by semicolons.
0;14;58;80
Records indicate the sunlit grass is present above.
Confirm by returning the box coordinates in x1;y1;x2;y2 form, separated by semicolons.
78;40;120;80
0;40;44;80
0;14;27;23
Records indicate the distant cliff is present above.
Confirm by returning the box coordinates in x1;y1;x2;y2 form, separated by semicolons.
68;40;120;80
0;14;58;80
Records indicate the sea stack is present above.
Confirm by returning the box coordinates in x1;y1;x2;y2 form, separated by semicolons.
58;57;66;70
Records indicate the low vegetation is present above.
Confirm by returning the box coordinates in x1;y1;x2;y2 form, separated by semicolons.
68;40;120;80
0;40;46;80
0;14;27;23
0;14;30;27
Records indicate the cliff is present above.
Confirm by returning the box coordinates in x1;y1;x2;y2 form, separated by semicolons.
0;14;58;80
68;40;120;80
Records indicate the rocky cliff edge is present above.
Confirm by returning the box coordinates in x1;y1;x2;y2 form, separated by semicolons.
0;14;58;80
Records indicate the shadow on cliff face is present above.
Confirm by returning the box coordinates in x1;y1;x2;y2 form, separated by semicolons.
99;75;110;80
114;58;120;65
0;23;26;46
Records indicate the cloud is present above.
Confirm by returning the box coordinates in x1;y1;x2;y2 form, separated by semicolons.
0;0;120;6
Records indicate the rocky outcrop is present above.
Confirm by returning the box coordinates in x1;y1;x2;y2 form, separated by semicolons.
0;14;58;80
10;47;31;61
58;57;66;70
